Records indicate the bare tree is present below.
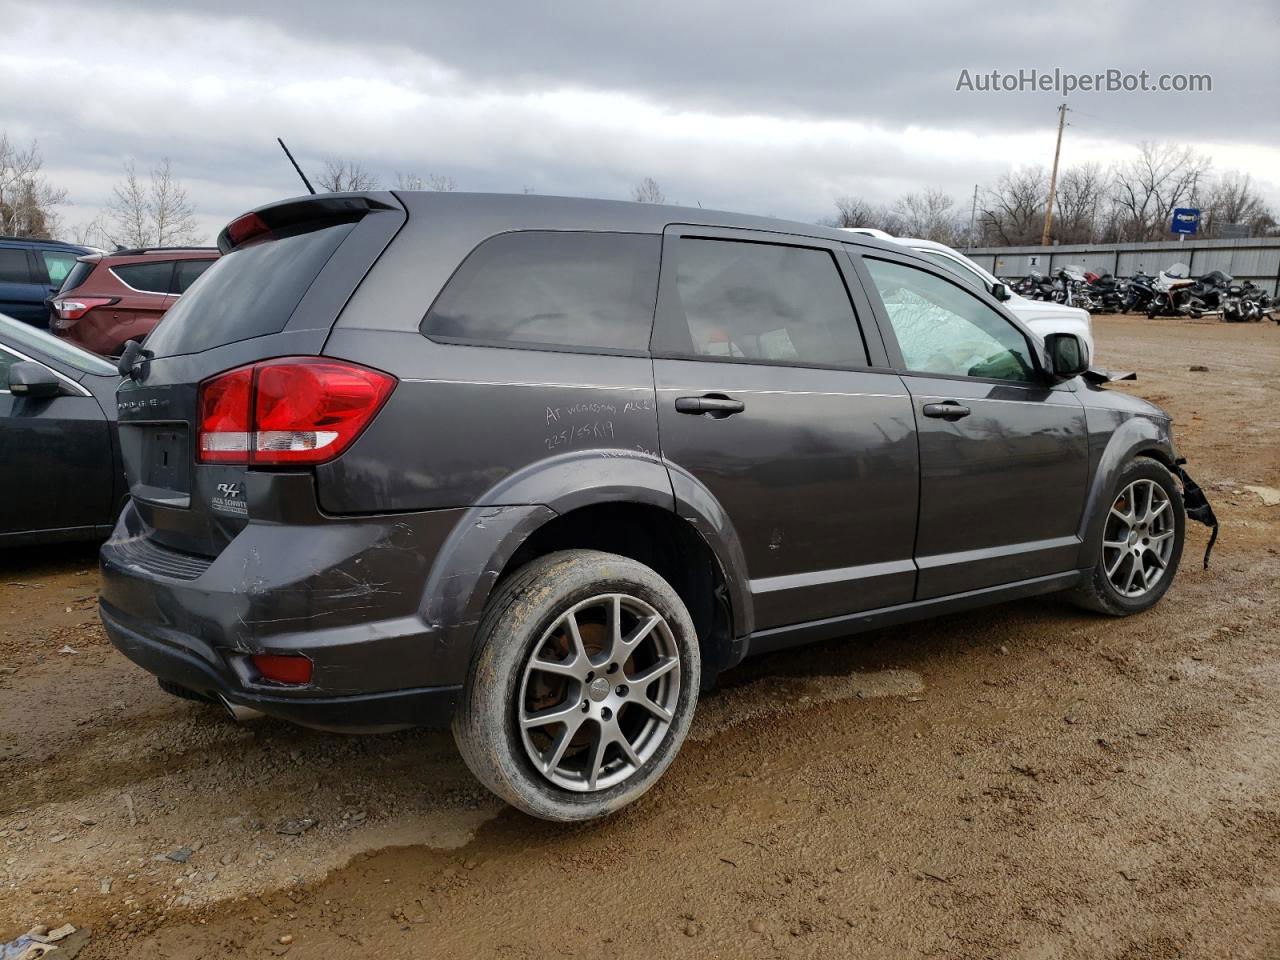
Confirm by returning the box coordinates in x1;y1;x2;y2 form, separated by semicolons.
0;133;68;239
106;158;202;248
893;188;961;243
317;158;379;193
1053;163;1110;244
829;195;881;229
979;167;1047;246
631;177;664;204
1110;141;1211;241
394;171;456;191
107;161;149;248
1203;172;1274;238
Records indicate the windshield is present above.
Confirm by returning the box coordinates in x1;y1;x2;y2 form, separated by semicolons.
1166;262;1190;279
916;250;990;293
0;312;119;376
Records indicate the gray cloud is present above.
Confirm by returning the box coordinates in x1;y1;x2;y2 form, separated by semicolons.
1;0;1277;242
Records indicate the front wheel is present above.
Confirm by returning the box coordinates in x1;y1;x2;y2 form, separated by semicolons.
1073;458;1185;616
453;550;700;821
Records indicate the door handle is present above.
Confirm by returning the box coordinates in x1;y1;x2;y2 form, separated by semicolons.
675;394;746;418
922;401;971;420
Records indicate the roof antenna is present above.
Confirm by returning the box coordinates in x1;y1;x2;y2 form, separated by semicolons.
277;137;316;195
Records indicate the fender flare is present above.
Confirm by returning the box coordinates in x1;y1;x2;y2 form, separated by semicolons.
420;451;755;678
1077;416;1176;568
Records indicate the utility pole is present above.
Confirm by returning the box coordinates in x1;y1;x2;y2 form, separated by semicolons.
1040;102;1068;247
967;183;979;250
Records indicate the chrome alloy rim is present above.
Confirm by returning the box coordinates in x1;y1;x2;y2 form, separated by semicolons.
1103;479;1175;598
517;594;680;792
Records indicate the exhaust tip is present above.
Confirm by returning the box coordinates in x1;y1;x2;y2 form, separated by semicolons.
219;695;266;723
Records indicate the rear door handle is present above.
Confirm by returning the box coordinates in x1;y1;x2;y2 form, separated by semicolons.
675;394;746;417
922;401;971;420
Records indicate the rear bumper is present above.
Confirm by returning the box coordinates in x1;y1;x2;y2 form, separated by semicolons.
101;601;459;731
99;496;474;731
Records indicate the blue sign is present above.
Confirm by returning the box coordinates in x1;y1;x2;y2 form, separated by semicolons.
1171;208;1200;235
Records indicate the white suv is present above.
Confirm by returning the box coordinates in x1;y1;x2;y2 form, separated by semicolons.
841;229;1095;359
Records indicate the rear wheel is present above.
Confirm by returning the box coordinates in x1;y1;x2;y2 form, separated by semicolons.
1073;458;1185;616
453;550;700;821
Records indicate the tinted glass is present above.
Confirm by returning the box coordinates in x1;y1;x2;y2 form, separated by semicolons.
863;258;1036;382
58;259;96;293
146;220;356;357
112;261;174;294
0;346;16;387
424;232;660;352
0;312;119;376
174;258;215;294
668;238;866;367
0;249;31;283
41;251;79;286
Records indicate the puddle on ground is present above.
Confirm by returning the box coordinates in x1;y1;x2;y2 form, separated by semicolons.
690;669;924;742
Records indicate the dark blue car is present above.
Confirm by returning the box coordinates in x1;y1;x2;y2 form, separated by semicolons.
0;236;96;328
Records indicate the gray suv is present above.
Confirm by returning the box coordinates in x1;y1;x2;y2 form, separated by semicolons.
100;192;1199;821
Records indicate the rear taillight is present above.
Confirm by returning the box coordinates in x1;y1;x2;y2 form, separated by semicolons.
52;297;117;327
197;358;395;466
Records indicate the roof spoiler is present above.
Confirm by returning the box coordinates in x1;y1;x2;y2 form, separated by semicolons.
216;193;399;253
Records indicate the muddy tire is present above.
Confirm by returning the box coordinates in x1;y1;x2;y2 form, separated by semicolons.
1072;457;1185;616
452;550;700;822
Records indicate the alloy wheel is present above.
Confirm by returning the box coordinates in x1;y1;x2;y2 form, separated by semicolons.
518;593;680;792
1102;479;1175;598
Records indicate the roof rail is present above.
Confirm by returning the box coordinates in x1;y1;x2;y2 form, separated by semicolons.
0;234;85;247
110;245;219;256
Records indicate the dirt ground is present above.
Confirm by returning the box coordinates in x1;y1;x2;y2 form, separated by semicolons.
2;314;1278;959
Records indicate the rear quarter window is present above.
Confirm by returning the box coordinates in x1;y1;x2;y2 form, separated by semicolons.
144;219;357;357
112;261;174;294
59;259;97;293
422;231;661;353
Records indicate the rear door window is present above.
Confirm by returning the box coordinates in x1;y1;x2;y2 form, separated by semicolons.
657;237;867;368
145;219;357;357
0;249;32;283
112;261;175;294
173;258;215;294
422;231;660;353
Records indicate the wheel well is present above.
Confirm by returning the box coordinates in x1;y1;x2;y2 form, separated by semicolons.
499;502;736;683
1134;447;1176;471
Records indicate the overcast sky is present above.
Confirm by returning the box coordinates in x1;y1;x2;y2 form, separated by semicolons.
2;0;1278;243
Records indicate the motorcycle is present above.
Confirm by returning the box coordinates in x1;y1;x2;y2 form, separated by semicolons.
1223;280;1275;323
1013;270;1056;301
1123;270;1157;314
1054;265;1097;309
1188;270;1233;314
1086;272;1125;313
1147;263;1205;318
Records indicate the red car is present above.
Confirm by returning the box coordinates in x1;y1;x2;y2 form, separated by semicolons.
49;247;219;356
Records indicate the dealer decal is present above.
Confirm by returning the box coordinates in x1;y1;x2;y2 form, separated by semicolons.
211;481;248;517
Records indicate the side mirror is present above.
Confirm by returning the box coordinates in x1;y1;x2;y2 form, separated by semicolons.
1044;333;1090;381
8;361;64;398
990;282;1011;302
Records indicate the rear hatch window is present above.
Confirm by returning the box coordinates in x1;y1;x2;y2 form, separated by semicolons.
144;219;357;358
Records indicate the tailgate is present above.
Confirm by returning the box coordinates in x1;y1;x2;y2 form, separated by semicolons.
118;193;406;556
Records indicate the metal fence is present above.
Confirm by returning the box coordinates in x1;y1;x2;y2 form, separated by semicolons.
965;238;1280;296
